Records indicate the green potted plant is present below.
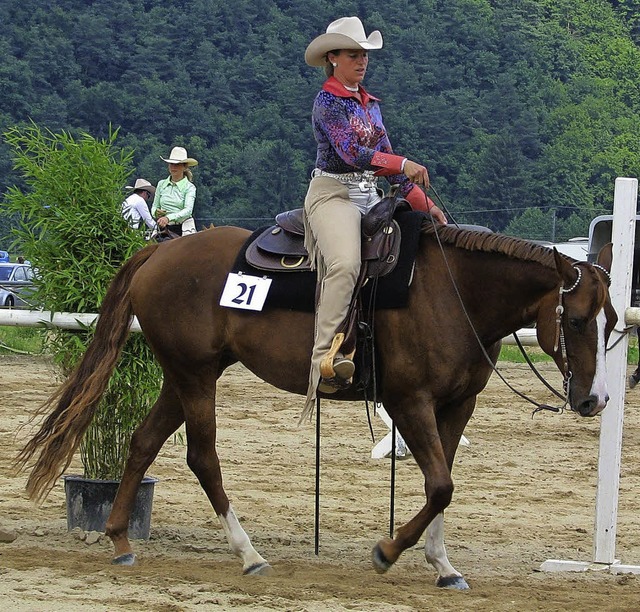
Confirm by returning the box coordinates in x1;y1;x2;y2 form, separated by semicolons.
3;123;163;538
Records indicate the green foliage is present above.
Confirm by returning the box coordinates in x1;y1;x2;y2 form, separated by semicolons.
0;326;43;355
2;123;162;479
1;1;640;238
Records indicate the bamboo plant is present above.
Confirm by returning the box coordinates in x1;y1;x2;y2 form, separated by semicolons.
3;122;162;479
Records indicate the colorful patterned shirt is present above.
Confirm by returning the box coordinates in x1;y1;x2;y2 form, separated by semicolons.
311;76;414;198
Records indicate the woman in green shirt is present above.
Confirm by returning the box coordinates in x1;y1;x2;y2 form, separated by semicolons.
152;146;198;236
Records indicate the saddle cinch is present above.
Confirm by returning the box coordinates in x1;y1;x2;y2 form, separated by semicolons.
245;195;409;278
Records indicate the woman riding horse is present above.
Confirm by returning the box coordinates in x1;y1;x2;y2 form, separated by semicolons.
302;17;447;413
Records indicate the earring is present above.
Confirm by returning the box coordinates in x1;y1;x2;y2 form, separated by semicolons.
332;62;337;67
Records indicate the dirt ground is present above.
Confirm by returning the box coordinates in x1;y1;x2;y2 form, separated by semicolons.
1;354;639;611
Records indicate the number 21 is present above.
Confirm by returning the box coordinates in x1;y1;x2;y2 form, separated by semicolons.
232;282;257;305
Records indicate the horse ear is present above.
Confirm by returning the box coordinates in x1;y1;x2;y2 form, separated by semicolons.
596;242;613;273
553;247;579;287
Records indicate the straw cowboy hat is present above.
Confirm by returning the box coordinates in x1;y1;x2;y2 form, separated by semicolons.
125;178;156;195
160;146;199;167
305;16;383;67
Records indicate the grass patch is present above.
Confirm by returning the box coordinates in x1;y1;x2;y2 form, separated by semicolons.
499;345;551;363
0;325;44;355
500;335;639;364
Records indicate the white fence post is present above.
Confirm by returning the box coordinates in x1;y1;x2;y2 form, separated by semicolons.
593;177;637;565
541;177;640;575
0;310;141;332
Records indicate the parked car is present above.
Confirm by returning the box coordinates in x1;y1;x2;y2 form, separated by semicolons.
0;262;35;308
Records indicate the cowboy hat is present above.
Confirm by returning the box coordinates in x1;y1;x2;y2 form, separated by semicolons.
125;178;156;195
160;146;199;167
305;16;383;67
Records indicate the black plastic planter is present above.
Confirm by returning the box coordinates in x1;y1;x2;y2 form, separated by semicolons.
63;475;158;539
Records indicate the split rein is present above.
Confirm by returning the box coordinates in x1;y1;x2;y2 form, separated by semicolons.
426;199;611;416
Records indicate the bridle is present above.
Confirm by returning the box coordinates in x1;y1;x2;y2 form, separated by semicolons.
547;262;611;409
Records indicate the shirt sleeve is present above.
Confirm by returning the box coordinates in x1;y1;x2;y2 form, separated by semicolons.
151;180;163;218
135;200;157;229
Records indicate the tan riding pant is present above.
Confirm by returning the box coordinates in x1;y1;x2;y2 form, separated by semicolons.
302;176;379;418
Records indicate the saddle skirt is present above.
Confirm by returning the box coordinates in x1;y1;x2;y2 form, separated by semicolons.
245;196;408;277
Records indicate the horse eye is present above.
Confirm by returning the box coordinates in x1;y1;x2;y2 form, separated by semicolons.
568;318;584;332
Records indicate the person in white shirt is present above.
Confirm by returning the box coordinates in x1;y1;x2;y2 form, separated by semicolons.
122;179;156;230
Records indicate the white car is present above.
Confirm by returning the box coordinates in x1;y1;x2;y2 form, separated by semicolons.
0;262;35;308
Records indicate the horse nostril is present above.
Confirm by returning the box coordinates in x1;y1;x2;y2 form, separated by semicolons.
578;395;598;416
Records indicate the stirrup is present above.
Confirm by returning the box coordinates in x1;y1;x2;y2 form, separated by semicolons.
318;375;352;394
320;333;355;379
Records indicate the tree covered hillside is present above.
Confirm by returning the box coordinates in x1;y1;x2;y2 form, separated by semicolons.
1;0;639;241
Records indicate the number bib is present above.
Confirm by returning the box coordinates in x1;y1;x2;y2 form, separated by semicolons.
219;273;272;311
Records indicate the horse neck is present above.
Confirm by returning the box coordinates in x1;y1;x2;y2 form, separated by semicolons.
428;247;557;345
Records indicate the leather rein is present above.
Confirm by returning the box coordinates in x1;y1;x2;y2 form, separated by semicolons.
426;198;611;415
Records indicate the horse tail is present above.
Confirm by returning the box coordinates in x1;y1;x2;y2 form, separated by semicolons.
15;243;160;502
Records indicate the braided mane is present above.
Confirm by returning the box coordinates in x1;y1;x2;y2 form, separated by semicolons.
422;223;560;269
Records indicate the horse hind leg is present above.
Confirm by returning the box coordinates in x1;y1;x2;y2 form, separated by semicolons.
108;385;185;565
629;329;640;388
219;505;273;576
179;378;272;576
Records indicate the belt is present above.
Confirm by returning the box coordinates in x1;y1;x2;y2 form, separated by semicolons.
312;168;377;188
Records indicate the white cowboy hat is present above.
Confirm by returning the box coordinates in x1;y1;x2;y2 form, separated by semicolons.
305;16;383;67
125;178;156;195
160;146;199;167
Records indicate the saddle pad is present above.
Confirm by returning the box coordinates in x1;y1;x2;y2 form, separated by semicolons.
230;210;425;312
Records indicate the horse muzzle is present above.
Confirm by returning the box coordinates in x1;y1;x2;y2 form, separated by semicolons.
573;393;609;417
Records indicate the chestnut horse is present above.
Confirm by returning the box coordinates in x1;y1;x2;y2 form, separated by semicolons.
17;222;616;589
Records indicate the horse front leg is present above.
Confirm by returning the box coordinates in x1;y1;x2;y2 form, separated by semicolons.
179;381;272;576
218;504;272;575
420;395;478;589
424;512;468;589
108;384;185;565
371;397;454;576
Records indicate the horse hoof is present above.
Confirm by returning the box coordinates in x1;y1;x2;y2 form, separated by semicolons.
371;543;393;574
112;552;137;566
436;574;469;590
243;562;273;576
629;375;638;389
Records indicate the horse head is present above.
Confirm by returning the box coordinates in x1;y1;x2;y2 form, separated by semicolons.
536;244;617;417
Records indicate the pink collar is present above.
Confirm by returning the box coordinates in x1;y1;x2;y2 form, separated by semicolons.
322;76;380;105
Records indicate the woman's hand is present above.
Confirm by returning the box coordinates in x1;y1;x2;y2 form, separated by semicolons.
403;160;430;189
428;204;448;225
157;216;170;229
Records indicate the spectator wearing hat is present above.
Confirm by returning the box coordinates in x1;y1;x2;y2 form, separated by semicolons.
152;146;198;237
121;178;156;230
301;17;447;413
